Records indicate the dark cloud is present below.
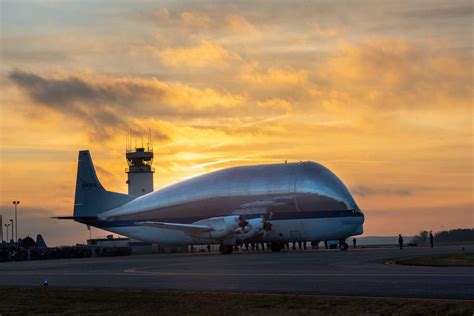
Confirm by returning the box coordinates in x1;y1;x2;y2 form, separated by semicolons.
400;4;473;20
7;69;284;140
351;184;460;197
8;69;169;140
1;48;69;62
8;69;158;107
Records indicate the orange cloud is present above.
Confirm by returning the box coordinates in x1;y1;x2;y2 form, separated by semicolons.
319;38;472;112
311;23;341;38
165;82;247;109
152;8;170;21
327;39;416;86
181;11;211;29
240;62;308;86
158;40;240;67
226;15;260;38
257;98;293;113
7;70;248;141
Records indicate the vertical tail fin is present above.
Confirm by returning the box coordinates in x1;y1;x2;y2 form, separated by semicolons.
73;150;135;217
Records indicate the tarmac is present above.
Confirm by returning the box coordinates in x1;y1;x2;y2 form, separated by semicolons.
0;245;472;300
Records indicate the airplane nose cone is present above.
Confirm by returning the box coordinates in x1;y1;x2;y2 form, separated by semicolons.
354;210;365;235
354;223;364;235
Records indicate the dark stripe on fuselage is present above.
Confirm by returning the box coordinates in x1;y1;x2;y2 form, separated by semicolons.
79;210;363;229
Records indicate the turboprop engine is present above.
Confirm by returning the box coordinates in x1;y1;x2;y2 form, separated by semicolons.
134;212;273;252
193;215;240;239
192;215;265;241
234;217;264;241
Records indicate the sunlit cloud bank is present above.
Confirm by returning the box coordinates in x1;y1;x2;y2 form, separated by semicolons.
1;0;472;245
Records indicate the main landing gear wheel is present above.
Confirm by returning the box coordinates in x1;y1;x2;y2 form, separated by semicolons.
270;242;284;252
219;244;234;255
339;242;349;251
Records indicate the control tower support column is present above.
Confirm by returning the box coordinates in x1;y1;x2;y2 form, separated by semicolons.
126;147;154;196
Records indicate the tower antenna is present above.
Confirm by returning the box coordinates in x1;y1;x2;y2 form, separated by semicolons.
150;129;153;151
148;128;152;152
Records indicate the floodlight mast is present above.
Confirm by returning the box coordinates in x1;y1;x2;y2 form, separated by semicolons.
13;201;20;242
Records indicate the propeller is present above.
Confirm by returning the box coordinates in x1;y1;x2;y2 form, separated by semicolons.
238;215;249;230
262;212;274;231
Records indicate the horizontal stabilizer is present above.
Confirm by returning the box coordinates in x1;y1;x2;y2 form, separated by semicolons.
53;216;97;220
53;216;98;225
135;221;214;233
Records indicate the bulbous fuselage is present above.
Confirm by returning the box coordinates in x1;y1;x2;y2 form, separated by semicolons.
99;161;364;244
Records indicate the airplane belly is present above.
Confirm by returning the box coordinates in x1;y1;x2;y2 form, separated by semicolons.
103;226;198;245
270;217;363;242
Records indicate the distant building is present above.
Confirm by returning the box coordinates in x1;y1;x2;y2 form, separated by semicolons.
87;235;130;248
86;235;187;254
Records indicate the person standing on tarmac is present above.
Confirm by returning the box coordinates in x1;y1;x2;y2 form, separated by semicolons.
353;238;356;249
429;231;434;248
398;234;403;250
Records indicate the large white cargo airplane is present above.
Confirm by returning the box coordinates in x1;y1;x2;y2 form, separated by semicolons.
58;151;364;254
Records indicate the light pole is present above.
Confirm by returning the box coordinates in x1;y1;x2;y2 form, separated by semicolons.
13;201;19;242
9;219;13;243
0;214;3;243
5;224;10;243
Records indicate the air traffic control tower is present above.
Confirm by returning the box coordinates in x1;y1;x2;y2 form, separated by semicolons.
126;141;154;197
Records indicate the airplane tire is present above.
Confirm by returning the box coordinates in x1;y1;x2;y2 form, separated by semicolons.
219;244;234;255
339;242;349;251
219;244;228;255
270;242;283;252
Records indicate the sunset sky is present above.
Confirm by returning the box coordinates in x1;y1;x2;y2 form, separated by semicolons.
1;0;472;246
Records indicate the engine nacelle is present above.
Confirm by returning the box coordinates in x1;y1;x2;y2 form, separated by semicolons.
235;217;264;241
193;215;240;239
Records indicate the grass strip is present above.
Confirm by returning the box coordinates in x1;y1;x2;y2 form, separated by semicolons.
395;253;474;267
0;288;473;315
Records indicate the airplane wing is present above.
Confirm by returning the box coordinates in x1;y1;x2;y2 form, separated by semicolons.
135;221;214;233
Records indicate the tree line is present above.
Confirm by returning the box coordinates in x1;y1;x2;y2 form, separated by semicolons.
411;228;474;244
